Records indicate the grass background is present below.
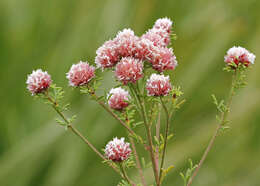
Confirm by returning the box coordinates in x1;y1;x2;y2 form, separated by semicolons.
0;0;260;185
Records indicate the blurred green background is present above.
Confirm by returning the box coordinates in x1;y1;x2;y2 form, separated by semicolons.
0;0;259;185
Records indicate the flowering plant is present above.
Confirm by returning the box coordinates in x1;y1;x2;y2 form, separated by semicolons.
26;18;255;186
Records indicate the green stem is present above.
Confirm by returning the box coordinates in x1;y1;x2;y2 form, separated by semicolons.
125;111;146;186
130;85;160;186
119;163;135;186
159;96;170;182
87;89;136;136
187;71;238;186
44;92;123;178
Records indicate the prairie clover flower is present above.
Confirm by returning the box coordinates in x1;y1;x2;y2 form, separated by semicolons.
224;46;256;67
115;57;143;84
108;87;130;110
115;28;139;57
66;61;95;87
153;17;173;34
142;28;167;47
149;47;178;72
142;17;173;47
95;39;120;69
105;137;131;162
26;69;52;95
135;38;155;60
146;73;172;96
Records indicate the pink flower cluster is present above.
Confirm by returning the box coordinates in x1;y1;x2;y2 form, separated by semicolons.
95;18;177;83
115;57;143;85
108;87;130;110
224;46;256;67
66;61;95;87
146;73;172;96
105;137;131;162
26;69;52;95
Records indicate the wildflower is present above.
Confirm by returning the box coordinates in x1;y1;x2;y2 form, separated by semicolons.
149;47;178;72
108;87;130;110
224;46;256;67
105;137;131;162
146;73;172;96
142;28;167;47
95;39;120;69
153;17;173;34
26;69;52;95
115;57;143;84
135;38;155;60
115;28;139;57
142;17;173;47
66;61;95;87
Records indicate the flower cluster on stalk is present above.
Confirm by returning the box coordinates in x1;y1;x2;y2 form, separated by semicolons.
26;16;256;186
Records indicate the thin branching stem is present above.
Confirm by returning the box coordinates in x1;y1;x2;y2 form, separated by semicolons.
155;109;161;170
130;85;160;186
187;71;238;186
159;96;170;182
119;163;136;186
124;111;147;186
44;92;122;177
86;88;136;136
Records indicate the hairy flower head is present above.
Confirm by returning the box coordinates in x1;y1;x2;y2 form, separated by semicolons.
149;47;178;72
105;137;131;162
115;57;143;84
95;39;120;69
224;46;255;67
26;69;52;95
115;28;139;57
66;61;95;87
108;87;130;110
146;73;172;96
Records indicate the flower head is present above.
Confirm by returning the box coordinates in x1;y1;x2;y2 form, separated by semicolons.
142;28;167;47
115;57;143;84
26;69;52;95
142;17;173;47
153;17;173;34
146;73;172;96
108;87;130;110
135;38;155;60
105;137;131;162
224;46;256;67
115;29;139;57
149;47;178;72
66;61;95;87
95;39;120;69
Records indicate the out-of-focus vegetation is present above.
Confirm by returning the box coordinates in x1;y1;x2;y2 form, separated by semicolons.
0;0;259;185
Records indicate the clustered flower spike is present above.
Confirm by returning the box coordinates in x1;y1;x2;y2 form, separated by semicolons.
115;28;139;57
26;69;52;95
153;17;173;34
105;137;131;162
95;39;120;69
146;73;172;96
66;61;95;87
94;17;177;74
142;17;173;47
115;57;143;84
149;47;178;72
224;46;256;67
108;87;130;110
